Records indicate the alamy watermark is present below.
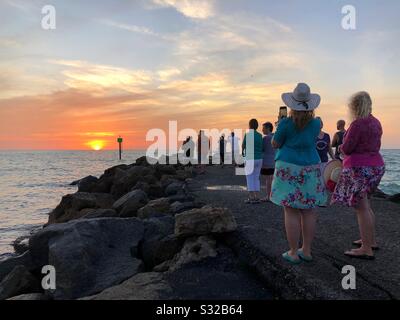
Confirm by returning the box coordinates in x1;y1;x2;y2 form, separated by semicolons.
342;5;357;30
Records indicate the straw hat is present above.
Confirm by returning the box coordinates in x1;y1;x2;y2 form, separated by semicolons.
282;83;321;111
323;160;343;191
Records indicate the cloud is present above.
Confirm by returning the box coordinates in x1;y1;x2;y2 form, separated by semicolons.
151;0;214;19
50;60;153;93
100;19;167;39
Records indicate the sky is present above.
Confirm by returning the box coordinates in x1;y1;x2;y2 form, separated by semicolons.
0;0;399;150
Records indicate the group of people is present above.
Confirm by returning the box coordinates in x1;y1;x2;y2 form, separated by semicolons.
241;83;385;263
181;83;385;263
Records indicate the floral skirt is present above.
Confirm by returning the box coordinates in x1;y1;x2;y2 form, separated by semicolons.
270;160;328;209
331;166;385;207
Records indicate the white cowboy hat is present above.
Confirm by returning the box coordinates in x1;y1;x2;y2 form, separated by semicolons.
282;83;321;111
323;159;342;188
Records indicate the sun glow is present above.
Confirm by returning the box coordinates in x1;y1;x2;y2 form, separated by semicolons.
87;140;105;151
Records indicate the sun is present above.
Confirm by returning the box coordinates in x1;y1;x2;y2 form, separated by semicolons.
87;140;105;151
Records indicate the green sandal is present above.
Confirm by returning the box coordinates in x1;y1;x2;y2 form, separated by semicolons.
297;249;313;262
282;252;302;265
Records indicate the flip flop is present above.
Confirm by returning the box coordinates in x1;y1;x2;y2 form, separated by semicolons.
352;241;380;251
282;252;302;265
344;251;375;260
297;249;313;262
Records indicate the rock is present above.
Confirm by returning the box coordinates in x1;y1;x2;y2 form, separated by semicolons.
111;166;153;197
175;169;193;181
165;182;184;196
12;236;30;255
113;190;148;217
132;181;150;194
48;192;114;224
147;183;164;199
137;198;171;219
154;165;177;179
0;265;41;300
170;201;200;214
372;188;388;199
76;175;98;192
8;293;48;300
0;251;34;283
81;208;118;219
168;193;195;203
139;216;181;270
29;218;145;300
80;272;172;300
134;156;153;167
388;193;400;203
160;175;177;189
167;236;218;271
175;206;237;237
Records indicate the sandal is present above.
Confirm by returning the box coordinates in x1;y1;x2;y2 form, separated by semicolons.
282;252;302;265
344;250;375;260
297;249;313;262
352;241;379;251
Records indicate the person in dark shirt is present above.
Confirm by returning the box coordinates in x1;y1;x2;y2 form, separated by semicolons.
315;117;334;163
331;120;346;160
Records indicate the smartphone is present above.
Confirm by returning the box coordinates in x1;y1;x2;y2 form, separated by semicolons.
279;106;287;119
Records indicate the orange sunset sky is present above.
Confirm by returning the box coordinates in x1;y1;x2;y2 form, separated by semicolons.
1;0;399;150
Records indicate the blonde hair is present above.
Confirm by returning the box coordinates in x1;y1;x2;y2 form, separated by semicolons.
289;110;315;131
349;91;372;120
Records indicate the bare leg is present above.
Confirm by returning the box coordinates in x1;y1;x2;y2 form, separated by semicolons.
284;207;301;257
349;196;374;256
300;209;317;257
266;175;273;200
353;200;378;247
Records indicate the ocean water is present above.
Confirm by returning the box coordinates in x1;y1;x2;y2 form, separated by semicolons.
0;149;399;257
0;150;145;257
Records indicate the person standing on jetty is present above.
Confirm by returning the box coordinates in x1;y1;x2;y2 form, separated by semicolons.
219;134;226;167
197;130;210;174
242;119;263;204
270;83;328;264
332;120;346;160
332;92;385;260
260;122;276;202
315;117;334;164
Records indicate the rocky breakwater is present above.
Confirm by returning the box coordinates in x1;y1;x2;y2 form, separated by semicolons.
0;157;247;300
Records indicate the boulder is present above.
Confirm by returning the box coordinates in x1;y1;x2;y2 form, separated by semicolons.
388;193;400;203
137;198;171;219
111;166;153;197
163;236;218;272
113;190;148;217
139;216;181;270
154;164;177;179
170;201;200;214
132;181;150;194
147;183;164;199
80;272;172;300
175;206;237;238
165;182;184;196
0;251;34;283
48;192;114;224
76;175;98;192
29;218;145;300
0;265;41;300
160;175;177;189
12;235;30;255
8;293;48;300
81;208;118;219
168;193;195;203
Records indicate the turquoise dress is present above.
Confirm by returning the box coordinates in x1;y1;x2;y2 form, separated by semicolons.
270;118;328;209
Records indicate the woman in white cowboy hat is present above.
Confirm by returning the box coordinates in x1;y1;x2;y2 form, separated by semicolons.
271;83;328;264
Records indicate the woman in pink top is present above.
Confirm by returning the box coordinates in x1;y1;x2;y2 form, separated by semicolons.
332;92;385;260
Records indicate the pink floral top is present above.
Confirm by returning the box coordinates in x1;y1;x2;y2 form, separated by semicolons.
341;114;384;168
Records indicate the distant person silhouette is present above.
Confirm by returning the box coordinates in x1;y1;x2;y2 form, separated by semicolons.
332;120;346;160
219;134;226;167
